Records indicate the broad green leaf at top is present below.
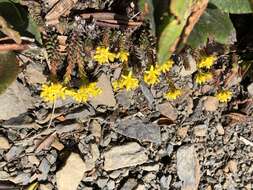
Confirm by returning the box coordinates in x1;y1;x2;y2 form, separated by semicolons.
157;0;192;64
0;0;42;43
210;0;253;14
187;7;236;48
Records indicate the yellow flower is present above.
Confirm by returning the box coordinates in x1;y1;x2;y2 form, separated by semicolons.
195;72;213;85
216;90;232;103
85;82;102;97
112;80;121;91
93;47;116;64
66;83;101;103
112;79;125;91
156;60;174;74
164;88;182;100
71;87;89;103
40;83;66;102
65;89;76;97
144;66;160;85
116;50;129;62
198;55;216;69
121;71;139;91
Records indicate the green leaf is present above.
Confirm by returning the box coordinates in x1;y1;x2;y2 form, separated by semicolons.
0;1;42;43
187;7;236;48
27;16;42;44
138;0;156;35
157;0;192;64
158;20;184;64
0;51;19;94
210;0;253;14
0;1;27;32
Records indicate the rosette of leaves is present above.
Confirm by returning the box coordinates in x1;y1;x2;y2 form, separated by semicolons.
138;0;253;64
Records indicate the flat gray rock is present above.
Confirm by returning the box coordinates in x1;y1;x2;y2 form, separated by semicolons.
177;145;200;190
158;102;178;121
5;145;25;162
24;62;47;85
56;152;86;190
103;142;148;171
0;81;35;120
90;74;116;107
114;117;161;143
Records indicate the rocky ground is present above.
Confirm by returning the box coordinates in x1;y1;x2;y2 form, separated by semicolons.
1;1;253;190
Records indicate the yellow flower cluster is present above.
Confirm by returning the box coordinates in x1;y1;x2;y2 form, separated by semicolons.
41;82;101;103
156;60;174;74
144;60;174;85
195;55;216;85
144;66;160;85
40;83;66;103
215;90;232;103
164;88;182;100
116;50;129;62
113;71;139;91
93;47;116;64
195;72;213;85
66;83;102;103
93;47;129;64
198;55;216;69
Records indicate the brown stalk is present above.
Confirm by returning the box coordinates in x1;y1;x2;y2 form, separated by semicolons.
96;20;142;28
81;12;130;21
0;43;28;51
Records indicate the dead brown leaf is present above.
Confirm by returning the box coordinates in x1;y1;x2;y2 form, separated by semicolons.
45;0;78;24
224;112;251;124
181;0;209;44
35;132;57;153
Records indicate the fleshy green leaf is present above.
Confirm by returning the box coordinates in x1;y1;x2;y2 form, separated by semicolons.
0;1;27;32
157;0;192;64
0;0;42;43
187;7;236;48
0;51;19;94
27;16;42;44
210;0;253;14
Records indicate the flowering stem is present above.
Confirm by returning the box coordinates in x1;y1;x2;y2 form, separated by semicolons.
47;100;56;128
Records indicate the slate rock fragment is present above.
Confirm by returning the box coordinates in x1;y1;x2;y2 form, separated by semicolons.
0;136;10;149
157;102;178;121
90;73;116;107
114;117;161;143
177;145;200;190
103;142;148;171
0;81;35;120
5;145;24;162
56;152;86;190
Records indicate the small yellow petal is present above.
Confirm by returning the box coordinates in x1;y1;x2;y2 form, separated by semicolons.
198;55;216;69
156;60;174;74
40;83;66;102
195;72;213;85
117;51;129;62
216;90;232;103
93;47;116;64
144;66;160;85
164;88;182;100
